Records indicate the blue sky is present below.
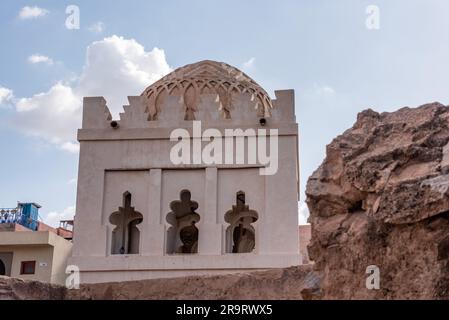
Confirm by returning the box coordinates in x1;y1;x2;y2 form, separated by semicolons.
1;0;449;225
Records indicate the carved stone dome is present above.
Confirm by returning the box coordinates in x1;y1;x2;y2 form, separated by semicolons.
141;60;273;120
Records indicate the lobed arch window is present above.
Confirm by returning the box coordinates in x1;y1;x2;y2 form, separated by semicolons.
107;189;258;255
109;191;143;255
166;190;200;254
225;191;258;253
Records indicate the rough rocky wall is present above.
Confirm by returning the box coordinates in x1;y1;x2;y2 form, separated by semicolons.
68;266;313;300
306;102;449;299
0;276;65;300
0;266;314;300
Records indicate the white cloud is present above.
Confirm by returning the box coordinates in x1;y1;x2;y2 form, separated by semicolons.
28;54;54;65
44;205;75;227
19;6;49;20
78;35;172;115
314;84;336;96
61;142;80;153
11;35;171;153
68;178;77;185
242;57;256;70
15;83;80;146
88;21;105;34
0;86;14;106
299;201;310;225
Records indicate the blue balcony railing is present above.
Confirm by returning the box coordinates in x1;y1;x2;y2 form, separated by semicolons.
0;207;39;230
0;208;22;224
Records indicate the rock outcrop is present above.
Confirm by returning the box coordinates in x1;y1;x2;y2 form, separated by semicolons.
306;102;449;299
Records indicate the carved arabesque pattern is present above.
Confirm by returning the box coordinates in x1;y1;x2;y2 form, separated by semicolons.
166;190;201;254
141;60;273;121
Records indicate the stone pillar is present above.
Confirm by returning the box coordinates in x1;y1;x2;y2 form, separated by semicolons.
72;145;108;257
260;137;300;257
198;167;222;254
141;169;165;255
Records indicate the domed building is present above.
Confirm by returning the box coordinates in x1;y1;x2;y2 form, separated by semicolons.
141;60;273;121
70;60;300;283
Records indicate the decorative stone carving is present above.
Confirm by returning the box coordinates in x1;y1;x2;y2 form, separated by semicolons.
141;60;273;121
109;192;143;255
196;94;223;121
225;191;258;253
166;190;200;254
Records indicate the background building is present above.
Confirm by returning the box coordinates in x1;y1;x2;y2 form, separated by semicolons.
0;203;73;285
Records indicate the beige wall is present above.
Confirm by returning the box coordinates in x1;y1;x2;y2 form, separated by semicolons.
49;232;74;285
0;245;53;283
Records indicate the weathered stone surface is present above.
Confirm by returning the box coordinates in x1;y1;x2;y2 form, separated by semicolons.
306;102;449;299
66;266;313;300
0;265;315;300
0;276;65;300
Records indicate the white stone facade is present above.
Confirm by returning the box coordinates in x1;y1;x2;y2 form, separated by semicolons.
69;60;300;283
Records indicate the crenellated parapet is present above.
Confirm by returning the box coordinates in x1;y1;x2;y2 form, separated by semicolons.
82;97;112;129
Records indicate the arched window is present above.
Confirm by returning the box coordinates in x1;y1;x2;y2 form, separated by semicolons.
109;191;143;255
166;190;200;254
225;191;258;253
0;259;5;276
